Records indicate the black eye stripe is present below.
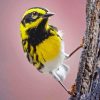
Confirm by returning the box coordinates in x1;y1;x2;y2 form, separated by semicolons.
21;12;44;26
24;13;32;19
23;12;43;20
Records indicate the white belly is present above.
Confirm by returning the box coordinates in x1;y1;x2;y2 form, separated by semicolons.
40;41;65;73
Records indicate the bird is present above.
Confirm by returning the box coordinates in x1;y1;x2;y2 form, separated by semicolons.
20;7;82;95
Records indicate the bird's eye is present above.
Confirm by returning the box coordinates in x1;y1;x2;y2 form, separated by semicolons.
33;12;38;16
32;12;38;19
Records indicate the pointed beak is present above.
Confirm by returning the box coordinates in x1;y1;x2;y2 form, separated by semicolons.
43;12;54;18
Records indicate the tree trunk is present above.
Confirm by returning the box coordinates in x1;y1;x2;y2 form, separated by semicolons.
69;0;100;100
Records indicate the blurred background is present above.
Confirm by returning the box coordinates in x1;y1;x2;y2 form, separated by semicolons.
0;0;86;100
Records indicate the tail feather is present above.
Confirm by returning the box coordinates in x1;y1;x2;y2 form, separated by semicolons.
50;64;69;82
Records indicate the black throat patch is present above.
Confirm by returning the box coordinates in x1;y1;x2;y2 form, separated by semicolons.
27;19;53;46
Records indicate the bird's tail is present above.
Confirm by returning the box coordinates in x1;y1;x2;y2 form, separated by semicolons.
50;64;70;94
50;64;69;82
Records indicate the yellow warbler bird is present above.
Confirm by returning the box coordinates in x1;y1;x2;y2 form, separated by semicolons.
20;7;82;95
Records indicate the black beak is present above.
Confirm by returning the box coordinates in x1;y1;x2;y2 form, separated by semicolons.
43;12;54;18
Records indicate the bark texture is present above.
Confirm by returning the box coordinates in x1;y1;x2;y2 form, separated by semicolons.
69;0;100;100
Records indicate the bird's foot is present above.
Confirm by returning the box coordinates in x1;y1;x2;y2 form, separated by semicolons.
80;37;84;47
67;84;76;96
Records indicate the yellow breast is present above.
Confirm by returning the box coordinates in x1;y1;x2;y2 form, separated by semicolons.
35;35;61;64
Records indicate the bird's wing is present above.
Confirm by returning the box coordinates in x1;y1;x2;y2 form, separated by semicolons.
22;39;33;64
49;25;64;38
49;25;58;31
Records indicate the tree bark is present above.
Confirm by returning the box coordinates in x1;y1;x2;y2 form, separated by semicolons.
69;0;100;100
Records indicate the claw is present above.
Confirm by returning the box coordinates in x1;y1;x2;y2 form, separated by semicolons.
68;84;76;96
80;37;84;47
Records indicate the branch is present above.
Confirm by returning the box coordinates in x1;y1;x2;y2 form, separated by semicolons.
69;0;100;100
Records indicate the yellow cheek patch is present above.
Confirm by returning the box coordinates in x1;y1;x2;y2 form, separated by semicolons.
20;17;43;31
20;24;28;40
20;17;43;41
25;17;43;29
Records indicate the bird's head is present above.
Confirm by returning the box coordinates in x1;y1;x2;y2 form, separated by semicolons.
21;7;54;29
